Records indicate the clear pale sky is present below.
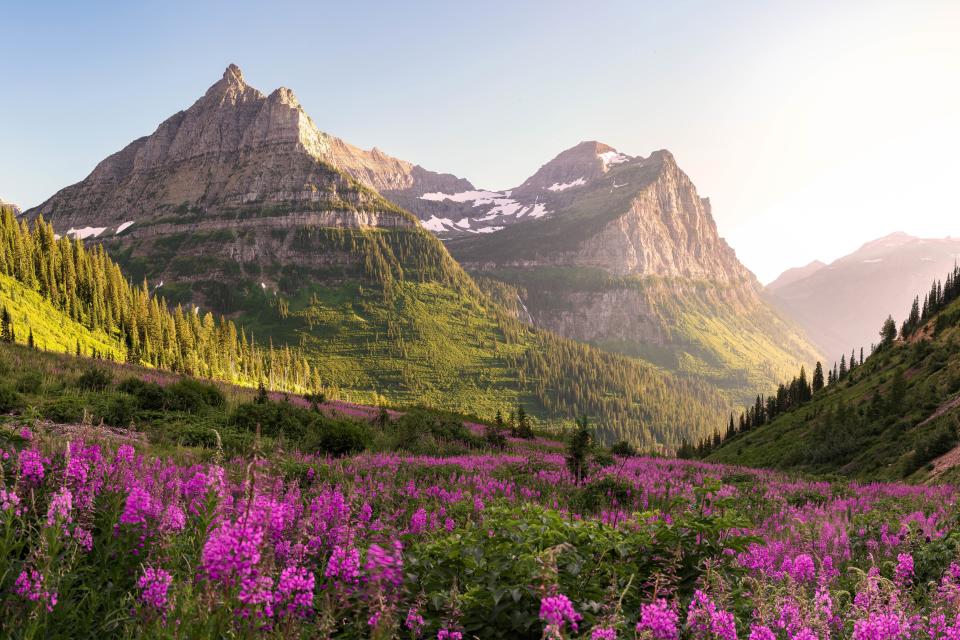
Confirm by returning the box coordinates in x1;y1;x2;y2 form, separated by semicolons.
1;0;957;282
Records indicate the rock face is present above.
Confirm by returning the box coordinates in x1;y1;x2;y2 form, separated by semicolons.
26;64;470;236
767;233;960;359
445;146;822;400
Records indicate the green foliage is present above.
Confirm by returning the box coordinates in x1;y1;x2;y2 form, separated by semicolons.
166;378;225;413
408;499;750;639
76;367;112;391
0;384;22;412
302;420;371;457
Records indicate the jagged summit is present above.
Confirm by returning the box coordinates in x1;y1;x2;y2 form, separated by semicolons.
512;140;634;196
24;65;475;232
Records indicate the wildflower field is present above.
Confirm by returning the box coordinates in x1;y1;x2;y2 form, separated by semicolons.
2;414;960;640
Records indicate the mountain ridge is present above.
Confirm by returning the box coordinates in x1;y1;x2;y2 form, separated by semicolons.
766;232;960;358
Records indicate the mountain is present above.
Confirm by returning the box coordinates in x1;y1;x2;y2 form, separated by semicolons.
766;233;960;359
766;260;826;293
710;263;960;481
442;145;823;403
384;141;633;238
21;65;730;449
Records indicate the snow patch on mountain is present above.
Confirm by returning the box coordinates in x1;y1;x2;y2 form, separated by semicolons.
116;221;135;234
421;216;455;232
547;177;586;192
67;226;107;240
598;150;630;168
420;190;502;204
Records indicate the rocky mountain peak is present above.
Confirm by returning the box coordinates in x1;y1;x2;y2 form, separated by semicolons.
512;140;634;196
223;63;245;85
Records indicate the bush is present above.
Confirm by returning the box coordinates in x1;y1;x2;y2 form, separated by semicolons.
167;379;225;413
610;440;637;457
0;385;22;413
302;420;370;457
76;368;112;391
229;401;309;440
97;394;137;427
43;395;86;423
15;371;43;394
117;378;169;411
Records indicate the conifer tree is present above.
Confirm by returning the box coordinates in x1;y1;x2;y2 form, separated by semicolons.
812;362;825;393
0;306;12;343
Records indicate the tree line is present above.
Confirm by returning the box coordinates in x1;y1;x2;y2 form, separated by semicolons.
0;209;316;391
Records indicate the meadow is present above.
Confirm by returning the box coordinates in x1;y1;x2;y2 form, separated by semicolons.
1;338;959;638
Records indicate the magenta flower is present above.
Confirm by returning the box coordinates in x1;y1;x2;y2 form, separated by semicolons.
437;630;463;640
325;545;361;585
138;567;173;612
592;627;618;639
19;448;45;485
46;486;73;526
539;594;582;634
15;569;57;612
687;590;737;640
120;485;159;526
894;553;914;584
274;565;315;618
637;599;680;640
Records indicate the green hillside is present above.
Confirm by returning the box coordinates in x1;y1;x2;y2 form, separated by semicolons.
0;272;123;358
5;208;730;450
708;267;960;481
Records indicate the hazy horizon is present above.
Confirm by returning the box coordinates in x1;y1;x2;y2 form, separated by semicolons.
2;0;958;282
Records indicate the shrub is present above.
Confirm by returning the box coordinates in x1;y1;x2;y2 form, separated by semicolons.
229;401;309;440
76;368;112;391
43;395;87;423
167;379;225;413
117;378;169;411
15;371;43;394
302;420;370;457
0;385;22;413
97;394;137;427
610;440;637;457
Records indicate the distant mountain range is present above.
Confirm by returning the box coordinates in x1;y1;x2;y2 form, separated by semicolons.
766;232;960;359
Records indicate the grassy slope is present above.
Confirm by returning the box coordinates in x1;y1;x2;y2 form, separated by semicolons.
473;265;820;406
708;298;960;481
0;274;123;359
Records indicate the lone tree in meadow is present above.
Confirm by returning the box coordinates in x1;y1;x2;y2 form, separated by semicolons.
566;416;593;485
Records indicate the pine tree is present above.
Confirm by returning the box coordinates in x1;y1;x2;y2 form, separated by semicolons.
565;416;593;485
880;316;898;347
27;328;34;349
812;361;825;393
0;306;12;343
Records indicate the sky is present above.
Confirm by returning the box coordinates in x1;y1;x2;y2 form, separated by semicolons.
1;0;958;282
